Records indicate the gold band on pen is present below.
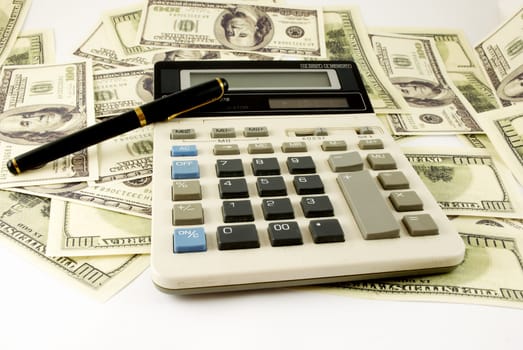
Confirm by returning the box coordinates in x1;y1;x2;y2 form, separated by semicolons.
166;78;227;121
134;106;147;127
9;159;21;174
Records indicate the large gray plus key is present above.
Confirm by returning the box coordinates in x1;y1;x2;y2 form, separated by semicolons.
337;170;400;239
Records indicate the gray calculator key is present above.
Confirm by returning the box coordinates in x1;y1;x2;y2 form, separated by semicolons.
214;144;240;155
402;214;439;236
171;128;196;139
337;171;400;239
358;139;384;150
321;140;347;151
211;128;236;138
247;143;274;154
172;203;204;225
389;191;423;212
357;126;374;135
172;180;202;201
282;141;307;152
367;153;397;170
328;152;363;172
377;171;410;190
243;126;269;137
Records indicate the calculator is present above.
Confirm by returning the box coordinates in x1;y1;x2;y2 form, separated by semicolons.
151;60;465;294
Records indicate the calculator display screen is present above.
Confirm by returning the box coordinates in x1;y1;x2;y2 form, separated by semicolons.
154;60;374;115
183;70;340;90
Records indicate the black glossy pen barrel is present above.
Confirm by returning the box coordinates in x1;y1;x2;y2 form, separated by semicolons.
6;111;140;174
7;77;227;175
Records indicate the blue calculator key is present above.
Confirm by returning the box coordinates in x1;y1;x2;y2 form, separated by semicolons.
171;145;197;157
173;227;206;253
172;160;200;179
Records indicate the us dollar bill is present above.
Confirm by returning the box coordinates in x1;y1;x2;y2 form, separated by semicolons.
0;61;98;188
102;4;164;58
74;21;274;70
94;66;153;118
97;126;153;183
370;32;482;134
46;199;150;257
402;147;523;218
6;30;55;65
14;176;152;218
0;190;149;301
322;7;408;113
137;0;326;58
73;21;163;68
379;27;501;113
0;0;32;66
316;216;523;309
475;7;523;107
477;105;523;185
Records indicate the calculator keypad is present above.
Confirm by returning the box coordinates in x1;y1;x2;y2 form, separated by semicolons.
167;123;441;254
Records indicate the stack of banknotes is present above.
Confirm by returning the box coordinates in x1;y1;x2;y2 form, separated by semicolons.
0;0;522;305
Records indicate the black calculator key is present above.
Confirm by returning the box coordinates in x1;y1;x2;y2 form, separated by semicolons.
261;198;294;220
256;176;287;197
219;178;249;198
217;224;260;250
268;222;303;246
286;156;316;174
309;219;345;243
300;196;334;218
293;175;324;195
215;159;244;177
222;200;254;222
251;157;281;176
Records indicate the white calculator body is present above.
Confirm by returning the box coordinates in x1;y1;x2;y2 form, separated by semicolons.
151;61;465;294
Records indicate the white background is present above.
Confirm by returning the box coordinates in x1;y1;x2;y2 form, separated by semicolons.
1;0;522;349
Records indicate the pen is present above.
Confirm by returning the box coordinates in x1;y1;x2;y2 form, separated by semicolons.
6;77;228;175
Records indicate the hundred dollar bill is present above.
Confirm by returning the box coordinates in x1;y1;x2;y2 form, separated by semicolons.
370;32;482;134
380;27;501;113
475;7;523;107
402;147;523;218
322;7;408;113
14;176;152;218
459;133;493;149
315;216;523;309
97;125;153;183
477;105;523;185
0;0;32;66
6;29;55;65
0;190;149;301
74;21;165;68
137;0;326;58
102;4;165;58
0;61;98;188
74;21;273;70
94;66;153;118
47;199;150;257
